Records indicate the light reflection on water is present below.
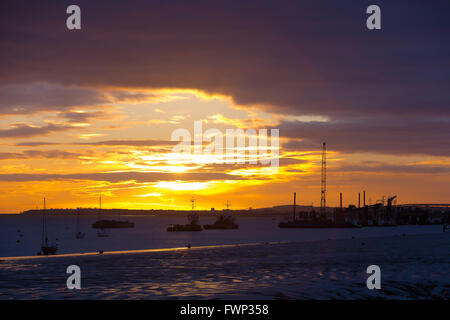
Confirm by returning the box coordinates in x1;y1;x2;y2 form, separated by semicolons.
0;233;449;299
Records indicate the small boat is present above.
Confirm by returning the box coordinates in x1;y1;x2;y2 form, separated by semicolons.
41;242;58;255
92;220;134;229
40;197;58;255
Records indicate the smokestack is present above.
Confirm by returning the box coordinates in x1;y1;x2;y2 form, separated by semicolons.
363;191;366;207
293;192;296;221
358;192;361;208
340;192;343;209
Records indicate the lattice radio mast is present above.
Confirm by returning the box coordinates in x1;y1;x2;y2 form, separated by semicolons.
320;142;327;217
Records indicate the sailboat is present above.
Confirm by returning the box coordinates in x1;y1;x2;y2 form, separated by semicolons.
40;197;58;255
75;208;85;239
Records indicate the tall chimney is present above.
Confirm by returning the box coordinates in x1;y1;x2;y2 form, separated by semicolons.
358;192;361;208
363;191;366;207
340;192;343;209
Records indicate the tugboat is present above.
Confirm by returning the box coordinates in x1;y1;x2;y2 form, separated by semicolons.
167;197;202;232
204;200;238;229
39;197;58;255
204;214;239;229
92;195;134;229
167;212;203;232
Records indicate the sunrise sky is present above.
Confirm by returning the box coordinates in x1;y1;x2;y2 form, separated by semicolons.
1;0;449;213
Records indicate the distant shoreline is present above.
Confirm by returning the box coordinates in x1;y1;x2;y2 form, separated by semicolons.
16;205;316;217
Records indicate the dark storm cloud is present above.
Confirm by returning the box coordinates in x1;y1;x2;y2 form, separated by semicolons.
0;82;156;116
0;124;72;138
0;171;245;183
193;157;309;173
0;83;109;114
15;139;178;147
334;162;450;174
0;0;449;155
74;139;178;146
15;142;60;146
0;150;87;160
280;118;450;156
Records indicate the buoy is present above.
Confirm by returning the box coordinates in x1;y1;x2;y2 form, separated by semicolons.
186;244;191;249
361;242;366;246
37;252;41;256
99;250;104;254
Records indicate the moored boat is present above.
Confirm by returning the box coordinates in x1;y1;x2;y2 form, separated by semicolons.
92;220;134;229
39;197;58;255
167;210;203;232
204;214;239;229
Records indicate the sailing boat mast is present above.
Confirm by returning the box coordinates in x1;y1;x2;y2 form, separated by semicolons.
97;194;102;219
39;196;58;255
76;207;80;233
41;197;47;246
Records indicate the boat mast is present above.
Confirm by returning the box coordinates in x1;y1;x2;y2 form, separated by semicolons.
76;207;80;233
188;197;198;224
320;142;327;219
41;197;47;246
